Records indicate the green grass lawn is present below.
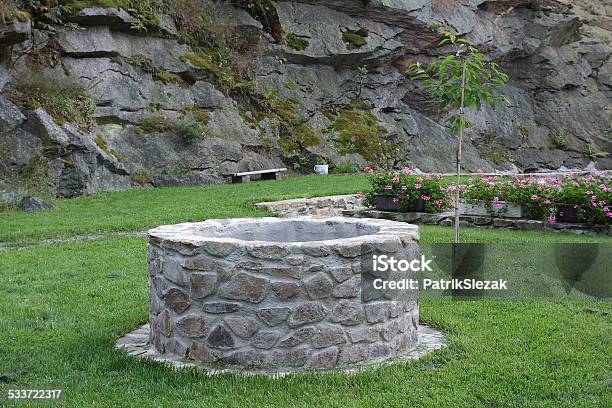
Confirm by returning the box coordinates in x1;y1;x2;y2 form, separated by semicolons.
0;175;610;407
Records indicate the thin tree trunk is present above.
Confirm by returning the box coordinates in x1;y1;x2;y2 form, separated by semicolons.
454;59;467;244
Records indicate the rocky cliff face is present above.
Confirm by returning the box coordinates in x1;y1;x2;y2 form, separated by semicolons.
0;0;610;198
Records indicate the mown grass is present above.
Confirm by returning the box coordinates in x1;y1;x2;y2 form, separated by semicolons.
2;175;610;246
0;175;610;407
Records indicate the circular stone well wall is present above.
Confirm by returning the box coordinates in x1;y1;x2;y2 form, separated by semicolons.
147;217;420;372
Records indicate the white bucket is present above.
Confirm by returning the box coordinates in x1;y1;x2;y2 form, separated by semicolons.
314;164;329;175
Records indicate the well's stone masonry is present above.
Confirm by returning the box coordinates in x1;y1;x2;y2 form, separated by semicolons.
148;217;420;371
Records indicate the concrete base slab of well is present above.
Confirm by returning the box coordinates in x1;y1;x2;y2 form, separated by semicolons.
116;324;446;377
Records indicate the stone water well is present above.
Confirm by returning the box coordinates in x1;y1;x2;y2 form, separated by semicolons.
146;217;421;372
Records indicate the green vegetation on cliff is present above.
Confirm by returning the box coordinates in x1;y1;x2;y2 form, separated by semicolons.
342;28;369;50
8;73;96;131
285;33;309;51
325;99;396;164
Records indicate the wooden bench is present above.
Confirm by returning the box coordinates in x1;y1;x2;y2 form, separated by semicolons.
231;168;287;183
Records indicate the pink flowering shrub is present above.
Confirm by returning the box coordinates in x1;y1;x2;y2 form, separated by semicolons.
364;167;611;223
363;167;449;213
462;171;611;224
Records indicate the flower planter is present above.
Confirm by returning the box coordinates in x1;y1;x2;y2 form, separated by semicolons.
374;195;400;211
458;200;524;218
374;195;426;213
404;199;426;213
555;204;581;223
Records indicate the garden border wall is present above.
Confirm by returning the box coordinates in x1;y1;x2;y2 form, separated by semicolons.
255;195;611;235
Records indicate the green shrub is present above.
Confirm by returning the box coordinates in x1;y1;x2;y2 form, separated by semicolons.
583;145;609;159
0;1;30;23
549;131;567;149
181;51;253;94
190;108;210;126
332;161;360;174
130;169;155;185
9;73;96;131
176;120;203;143
258;135;274;151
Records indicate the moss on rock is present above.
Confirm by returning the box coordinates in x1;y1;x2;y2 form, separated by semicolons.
285;33;309;51
181;50;253;94
134;115;173;134
154;70;188;87
326;99;395;164
342;29;368;50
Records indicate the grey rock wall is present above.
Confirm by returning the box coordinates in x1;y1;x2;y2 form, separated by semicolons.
0;1;609;198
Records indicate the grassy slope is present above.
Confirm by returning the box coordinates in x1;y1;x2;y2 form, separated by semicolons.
0;175;610;407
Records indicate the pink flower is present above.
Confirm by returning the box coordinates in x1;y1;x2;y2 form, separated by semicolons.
531;194;539;201
414;184;422;189
401;185;408;191
436;175;442;180
384;185;392;190
493;196;500;202
392;197;400;203
495;203;503;210
356;192;364;197
434;199;442;207
543;199;551;205
439;186;446;192
402;167;412;175
416;176;423;182
586;191;593;195
363;166;371;173
426;175;432;180
604;207;609;212
607;212;612;218
547;215;556;225
392;177;400;183
421;195;431;201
